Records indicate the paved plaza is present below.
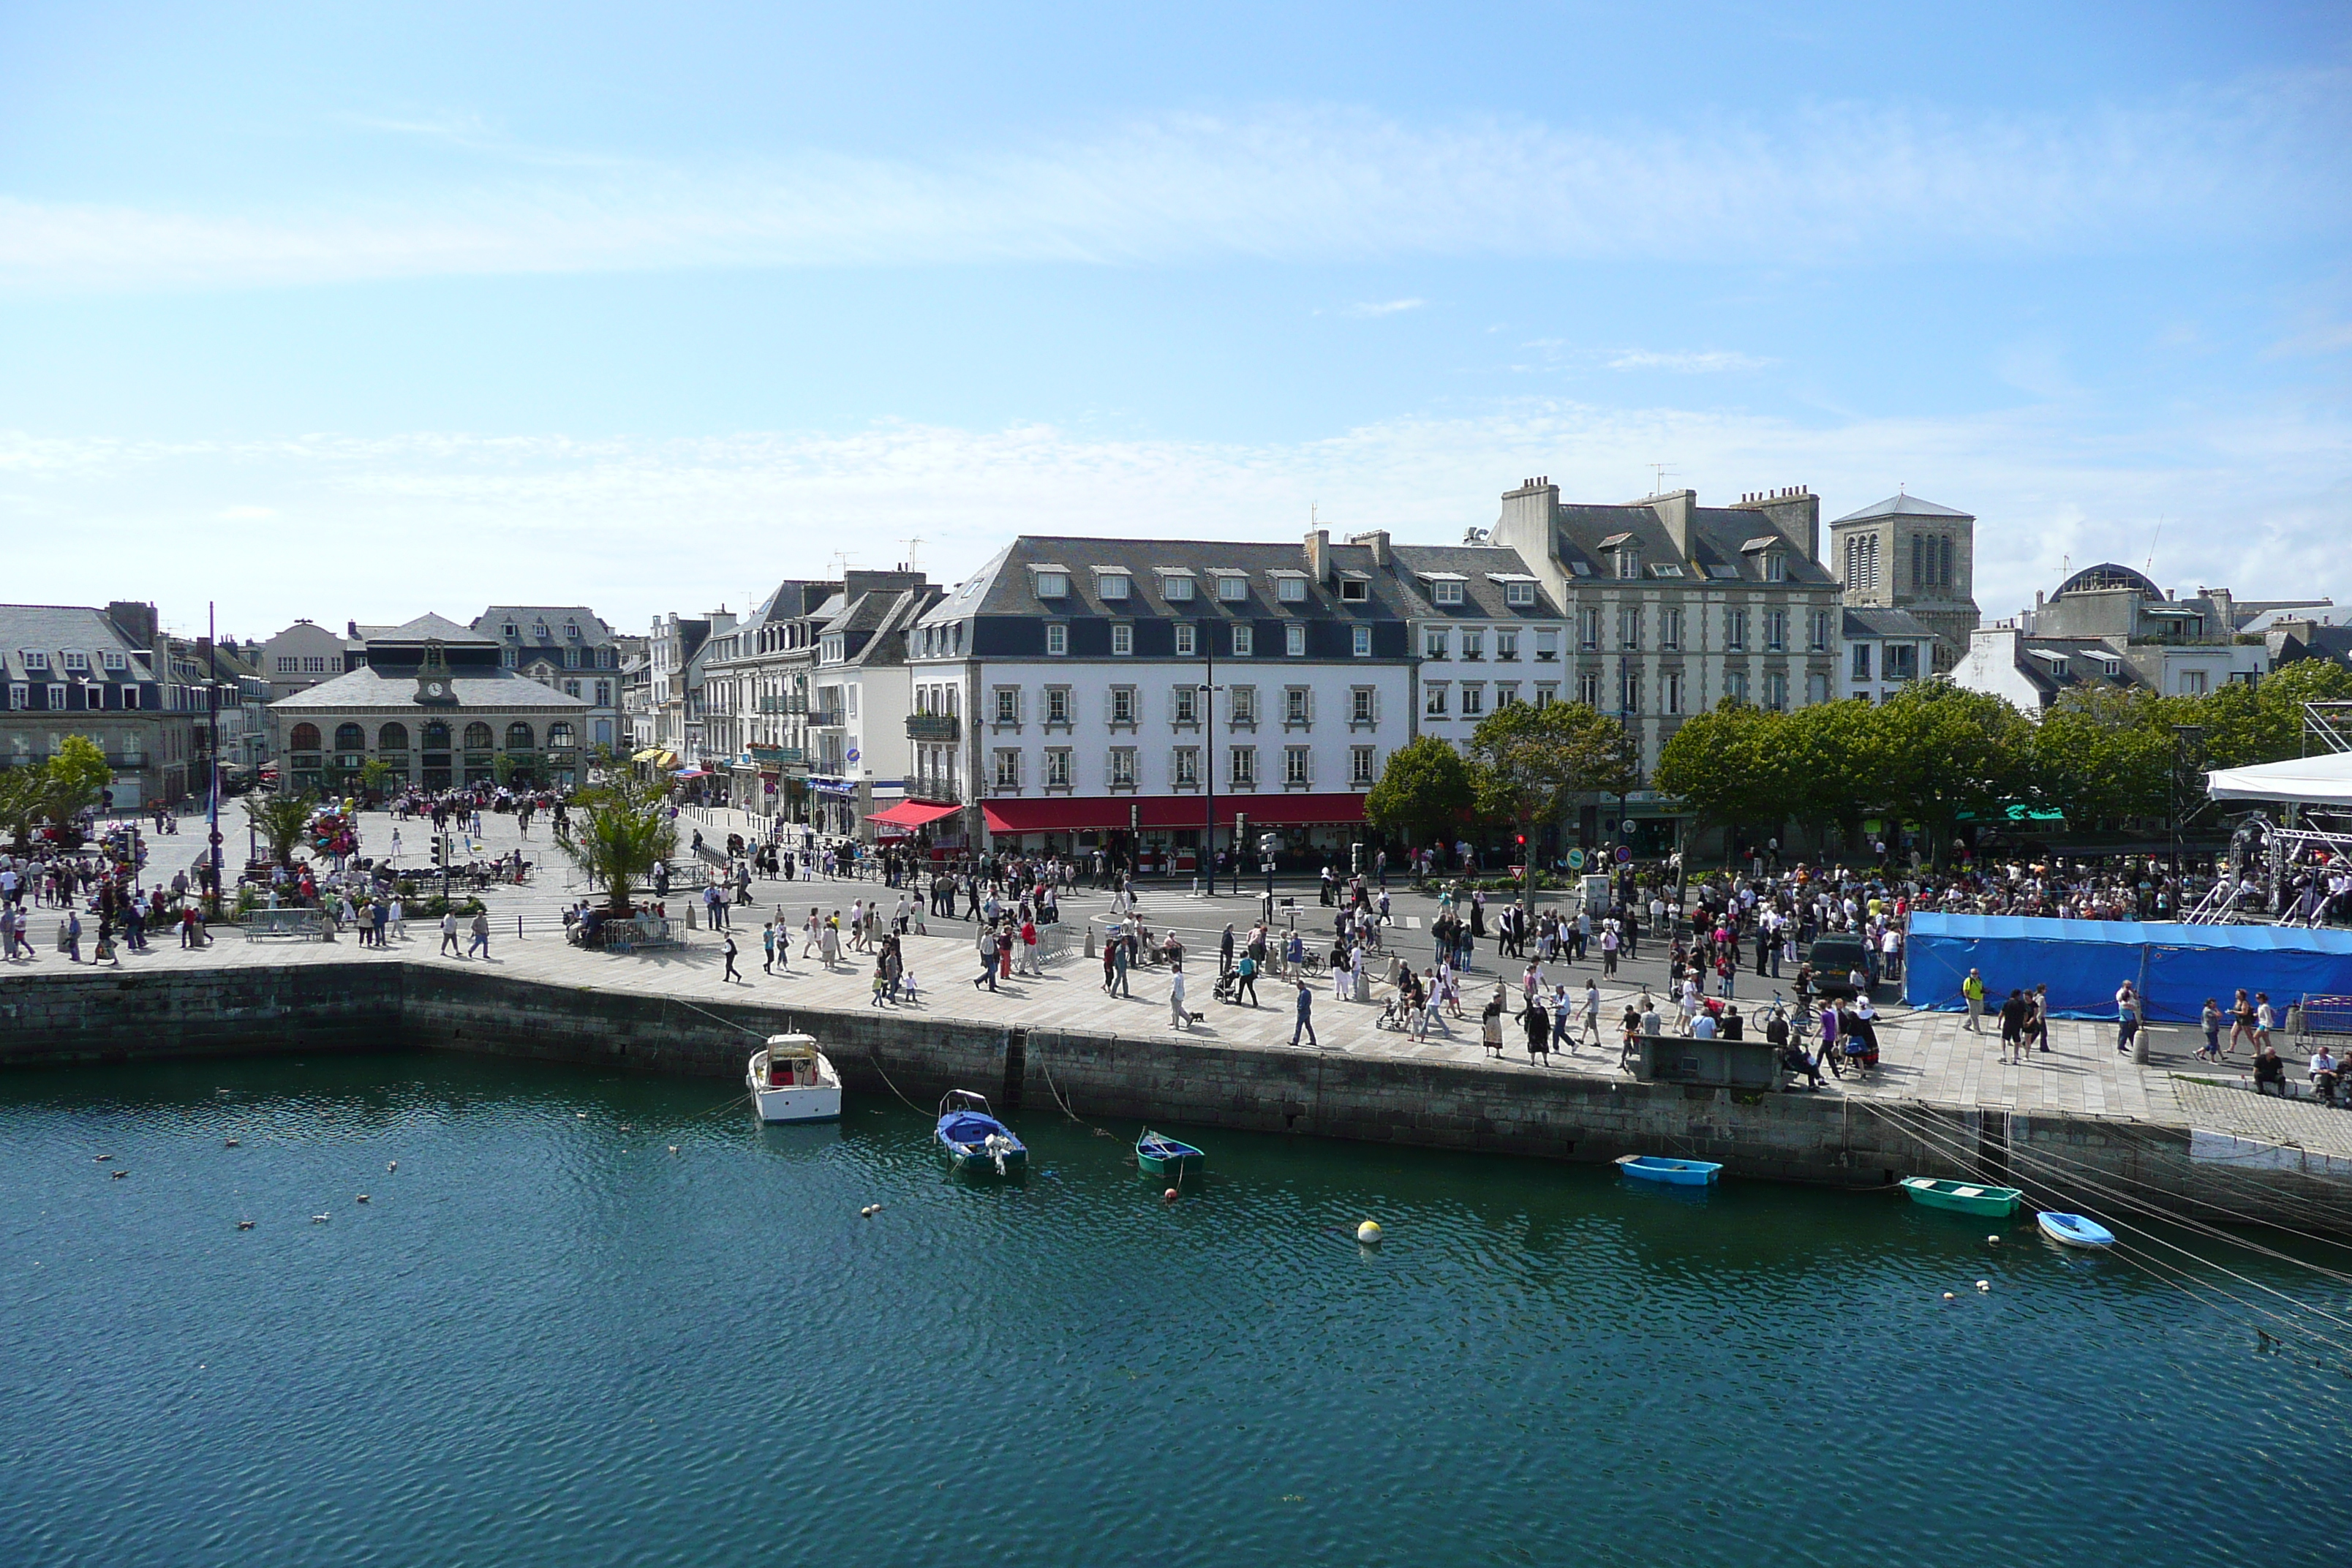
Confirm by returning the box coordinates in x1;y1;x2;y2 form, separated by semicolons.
34;802;2345;1163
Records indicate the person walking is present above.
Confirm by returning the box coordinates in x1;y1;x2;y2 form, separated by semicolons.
2115;979;2142;1056
1580;980;1602;1047
2029;984;2051;1053
2255;992;2277;1054
973;927;998;991
761;921;776;975
1235;949;1259;1007
1289;976;1317;1049
467;910;491;960
1169;966;1190;1030
820;913;841;969
1960;967;1987;1031
1523;994;1550;1064
440;911;461;957
1111;932;1131;998
722;931;742;984
1997;989;2028;1065
1600;921;1619;977
2227;989;2256;1056
2196;997;2223;1062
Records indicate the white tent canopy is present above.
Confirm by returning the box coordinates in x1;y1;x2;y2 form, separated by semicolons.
2205;750;2352;806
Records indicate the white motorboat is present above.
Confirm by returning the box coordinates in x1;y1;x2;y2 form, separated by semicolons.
747;1035;843;1124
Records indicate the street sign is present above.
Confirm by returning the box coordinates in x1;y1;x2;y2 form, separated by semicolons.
845;747;861;764
1566;848;1585;871
1614;845;1633;864
1621;818;1638;834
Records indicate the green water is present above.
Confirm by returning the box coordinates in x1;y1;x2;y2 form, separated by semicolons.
3;1052;2345;1567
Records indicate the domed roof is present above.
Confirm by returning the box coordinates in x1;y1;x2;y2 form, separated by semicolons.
2054;562;2163;600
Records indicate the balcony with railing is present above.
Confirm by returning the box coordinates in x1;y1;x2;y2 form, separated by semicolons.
905;713;960;742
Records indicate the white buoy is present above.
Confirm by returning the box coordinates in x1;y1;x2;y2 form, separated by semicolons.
1986;1235;2001;1245
1357;1220;1383;1245
1941;1291;1956;1300
667;1145;679;1155
225;1138;239;1147
388;1161;397;1172
357;1195;370;1204
1975;1279;1991;1292
312;1213;331;1224
110;1169;129;1179
236;1220;255;1230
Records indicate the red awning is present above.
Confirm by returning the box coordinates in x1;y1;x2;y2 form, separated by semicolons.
981;794;1366;834
867;799;963;829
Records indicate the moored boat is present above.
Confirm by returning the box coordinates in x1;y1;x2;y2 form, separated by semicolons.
1900;1177;2022;1217
1616;1155;1722;1186
2038;1210;2117;1248
747;1036;843;1124
1136;1129;1205;1176
935;1090;1026;1176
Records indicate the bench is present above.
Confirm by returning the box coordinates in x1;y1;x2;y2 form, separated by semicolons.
242;907;328;942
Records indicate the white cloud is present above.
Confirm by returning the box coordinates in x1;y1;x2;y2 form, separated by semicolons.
1;71;2342;291
6;394;2345;636
1607;350;1774;374
1346;298;1425;317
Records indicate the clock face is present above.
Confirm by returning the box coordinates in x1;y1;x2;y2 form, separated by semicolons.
426;681;447;698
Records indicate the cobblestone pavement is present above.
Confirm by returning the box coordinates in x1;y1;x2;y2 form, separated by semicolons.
16;803;2272;1137
2168;1075;2352;1158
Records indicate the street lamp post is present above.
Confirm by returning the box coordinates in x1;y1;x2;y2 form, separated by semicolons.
1202;622;1215;897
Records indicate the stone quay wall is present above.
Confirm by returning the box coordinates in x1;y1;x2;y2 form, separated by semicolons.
4;962;2342;1228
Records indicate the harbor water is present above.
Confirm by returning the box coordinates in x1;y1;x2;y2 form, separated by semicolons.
3;1052;2345;1567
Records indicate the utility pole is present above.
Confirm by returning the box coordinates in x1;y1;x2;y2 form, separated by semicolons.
206;602;224;920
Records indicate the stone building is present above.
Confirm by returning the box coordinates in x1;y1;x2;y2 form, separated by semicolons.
470;607;626;754
1825;492;1981;671
0;600;206;809
257;619;358;698
267;614;589;793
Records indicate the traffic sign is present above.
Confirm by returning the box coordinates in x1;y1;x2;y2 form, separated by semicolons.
1566;848;1585;871
1614;845;1633;864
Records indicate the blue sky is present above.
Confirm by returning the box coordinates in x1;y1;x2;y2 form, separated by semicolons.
2;1;2348;639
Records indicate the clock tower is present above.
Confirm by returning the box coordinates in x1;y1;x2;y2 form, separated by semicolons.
414;639;459;705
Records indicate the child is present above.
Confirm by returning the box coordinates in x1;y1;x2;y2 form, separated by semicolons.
900;965;920;1005
2197;998;2222;1062
761;921;777;975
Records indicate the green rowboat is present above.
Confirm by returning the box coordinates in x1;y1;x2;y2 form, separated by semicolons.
1900;1176;2022;1217
1137;1129;1205;1176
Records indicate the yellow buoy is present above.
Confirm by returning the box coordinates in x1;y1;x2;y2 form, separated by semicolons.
1356;1220;1383;1245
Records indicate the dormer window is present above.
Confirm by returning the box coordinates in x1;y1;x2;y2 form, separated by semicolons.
1763;554;1787;583
61;651;88;671
1431;579;1464;606
101;650;126;671
1160;572;1195;603
1504;582;1535;606
1035;570;1070;599
1097;571;1131;601
1340;578;1368;603
503;622;519;638
1272;573;1308;604
565;622;581;639
534;622;549;639
22;651;48;671
1214;572;1249;603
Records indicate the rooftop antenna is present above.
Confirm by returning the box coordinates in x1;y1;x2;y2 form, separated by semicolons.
901;536;924;570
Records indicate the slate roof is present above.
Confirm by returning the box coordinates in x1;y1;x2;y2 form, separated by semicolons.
268;666;592;712
1829;493;1975;524
0;604;157;685
353;612;499;646
1842;607;1940;641
1547;505;1838;587
920;536;1423;624
1390;544;1561;617
2008;636;2144;699
472;606;617;646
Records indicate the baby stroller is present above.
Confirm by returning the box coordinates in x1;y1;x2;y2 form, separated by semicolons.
1212;968;1243;1004
1375;993;1409;1030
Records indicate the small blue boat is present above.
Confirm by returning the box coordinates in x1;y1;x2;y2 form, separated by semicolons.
1616;1155;1722;1187
2038;1210;2115;1248
935;1090;1027;1176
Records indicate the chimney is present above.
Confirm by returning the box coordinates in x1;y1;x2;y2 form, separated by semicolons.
348;620;361;640
1305;528;1330;582
1493;478;1558;560
1346;529;1391;568
106;600;158;648
1640;489;1695;562
1731;487;1819;562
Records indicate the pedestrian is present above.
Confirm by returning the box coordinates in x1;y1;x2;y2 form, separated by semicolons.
1523;995;1550;1064
1169;967;1190;1030
761;921;776;975
973;927;998;991
2029;984;2051;1052
1235;949;1259;1007
440;911;461;956
467;911;491;959
2197;997;2222;1063
2115;979;2141;1056
1997;989;2027;1065
1481;988;1506;1058
722;931;742;984
1961;967;1986;1032
2227;989;2255;1056
1580;980;1602;1047
1290;977;1317;1049
2255;992;2276;1053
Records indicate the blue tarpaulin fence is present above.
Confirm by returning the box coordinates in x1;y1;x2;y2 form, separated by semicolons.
1904;912;2352;1024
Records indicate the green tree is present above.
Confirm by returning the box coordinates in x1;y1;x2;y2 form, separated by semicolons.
2190;659;2352;769
1868;682;2032;865
358;756;396;800
0;767;49;849
244;788;320;869
46;734;113;819
2027;687;2171;827
554;768;678;916
1364;735;1476;845
1468;701;1637;902
1651;701;1786;862
1779;699;1876;851
491;751;518;787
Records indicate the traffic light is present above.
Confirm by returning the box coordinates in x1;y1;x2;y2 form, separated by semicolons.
1515;834;1526;848
1350;842;1363;875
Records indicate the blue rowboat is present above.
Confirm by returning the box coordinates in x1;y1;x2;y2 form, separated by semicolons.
2038;1210;2116;1248
1616;1155;1722;1186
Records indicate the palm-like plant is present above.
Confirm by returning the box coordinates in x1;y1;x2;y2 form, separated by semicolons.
0;766;50;850
554;772;676;915
244;789;320;869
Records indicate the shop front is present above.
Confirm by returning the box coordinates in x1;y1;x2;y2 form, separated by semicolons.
980;794;1370;872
